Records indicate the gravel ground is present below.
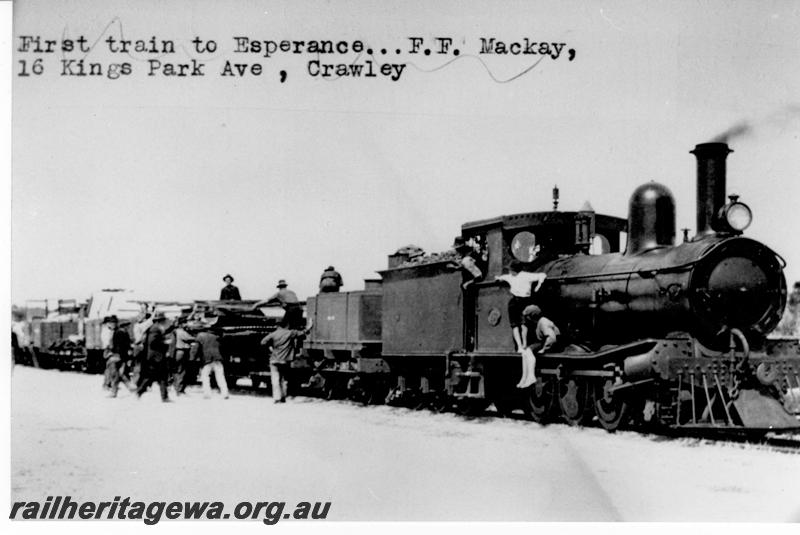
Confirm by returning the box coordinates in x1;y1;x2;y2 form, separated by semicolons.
10;366;800;521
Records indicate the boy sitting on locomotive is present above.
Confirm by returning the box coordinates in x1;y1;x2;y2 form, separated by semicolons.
518;305;560;389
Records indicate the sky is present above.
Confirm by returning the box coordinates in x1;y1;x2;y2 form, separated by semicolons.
11;0;800;305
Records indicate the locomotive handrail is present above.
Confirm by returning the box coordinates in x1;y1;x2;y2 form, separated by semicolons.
546;259;701;283
774;251;787;269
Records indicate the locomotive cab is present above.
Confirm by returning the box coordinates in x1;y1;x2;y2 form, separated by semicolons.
461;208;628;354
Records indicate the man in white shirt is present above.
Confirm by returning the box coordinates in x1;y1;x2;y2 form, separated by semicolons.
495;260;547;352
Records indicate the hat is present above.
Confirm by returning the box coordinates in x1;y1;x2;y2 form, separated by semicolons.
104;315;119;324
277;279;288;288
223;274;234;283
152;311;168;322
522;305;542;321
452;237;471;250
326;266;335;271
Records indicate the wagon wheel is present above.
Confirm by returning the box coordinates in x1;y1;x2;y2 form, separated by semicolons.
324;377;342;400
385;386;404;406
430;391;453;413
346;376;369;404
594;379;629;431
523;378;556;423
558;378;592;426
362;382;386;406
75;355;88;373
412;391;433;411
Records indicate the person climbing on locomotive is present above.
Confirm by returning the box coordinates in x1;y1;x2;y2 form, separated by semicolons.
220;274;242;301
253;279;302;328
448;237;483;290
260;317;314;403
192;318;229;400
495;260;547;352
135;312;173;402
517;305;560;389
104;316;133;397
319;266;343;293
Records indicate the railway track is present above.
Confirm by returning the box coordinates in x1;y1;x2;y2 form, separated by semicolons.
226;377;800;453
15;363;798;452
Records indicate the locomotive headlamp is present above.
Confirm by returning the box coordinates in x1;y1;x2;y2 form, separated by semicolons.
718;195;752;233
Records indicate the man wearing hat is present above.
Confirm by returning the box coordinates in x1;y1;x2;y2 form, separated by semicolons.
135;311;172;402
103;315;133;397
220;274;242;301
170;313;196;395
319;266;343;293
267;279;298;306
255;280;303;328
448;237;483;290
517;305;560;389
261;317;313;403
192;318;229;399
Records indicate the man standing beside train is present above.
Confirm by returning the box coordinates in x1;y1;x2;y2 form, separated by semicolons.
170;313;196;395
104;316;133;398
135;312;172;402
192;318;229;400
260;317;313;403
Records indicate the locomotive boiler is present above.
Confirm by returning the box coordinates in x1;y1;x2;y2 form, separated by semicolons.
536;143;785;349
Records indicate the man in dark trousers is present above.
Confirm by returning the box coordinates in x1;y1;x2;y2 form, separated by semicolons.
104;316;133;398
136;312;172;402
220;274;242;301
260;317;313;403
319;266;343;292
170;314;196;395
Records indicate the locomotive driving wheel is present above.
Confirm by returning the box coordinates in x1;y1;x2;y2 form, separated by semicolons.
558;378;591;426
594;379;629;431
523;378;556;423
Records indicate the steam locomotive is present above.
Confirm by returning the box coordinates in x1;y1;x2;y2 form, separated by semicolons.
302;142;800;432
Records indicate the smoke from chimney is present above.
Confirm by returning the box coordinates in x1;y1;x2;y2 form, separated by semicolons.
710;104;800;143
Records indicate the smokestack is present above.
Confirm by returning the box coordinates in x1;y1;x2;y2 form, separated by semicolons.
691;142;732;236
